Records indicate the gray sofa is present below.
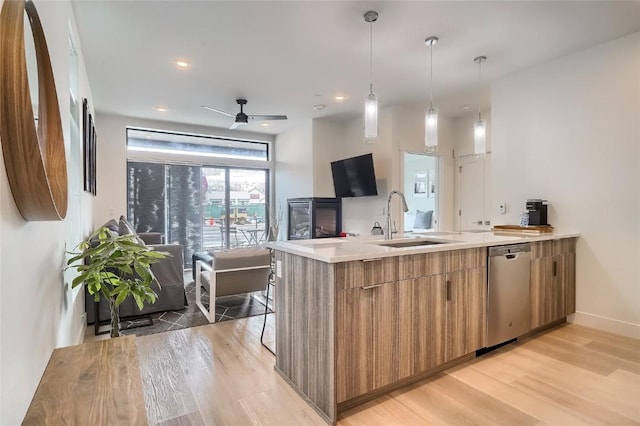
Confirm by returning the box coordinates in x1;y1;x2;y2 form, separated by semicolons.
85;216;187;324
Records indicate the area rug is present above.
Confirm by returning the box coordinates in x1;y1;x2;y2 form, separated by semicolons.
121;280;272;337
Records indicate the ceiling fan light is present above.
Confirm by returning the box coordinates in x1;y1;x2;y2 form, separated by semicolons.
364;92;378;143
425;107;438;153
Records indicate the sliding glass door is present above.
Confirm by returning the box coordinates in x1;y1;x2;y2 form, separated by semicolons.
126;127;272;268
128;161;269;267
202;167;268;251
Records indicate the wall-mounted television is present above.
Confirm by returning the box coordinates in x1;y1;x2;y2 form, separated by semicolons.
330;153;378;198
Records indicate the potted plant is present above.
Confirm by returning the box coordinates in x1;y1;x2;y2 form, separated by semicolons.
267;205;283;241
66;226;169;337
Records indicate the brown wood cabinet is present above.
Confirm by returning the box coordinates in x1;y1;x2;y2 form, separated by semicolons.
445;268;486;361
530;238;577;329
336;248;487;404
276;238;574;423
336;280;401;403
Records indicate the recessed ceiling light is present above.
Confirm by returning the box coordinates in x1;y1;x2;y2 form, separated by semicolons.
335;95;346;102
313;104;326;111
261;122;270;127
461;105;471;110
174;58;191;69
156;106;168;112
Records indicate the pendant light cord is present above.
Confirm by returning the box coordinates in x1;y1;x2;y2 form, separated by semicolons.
369;20;373;94
475;56;485;120
429;43;433;107
478;59;481;118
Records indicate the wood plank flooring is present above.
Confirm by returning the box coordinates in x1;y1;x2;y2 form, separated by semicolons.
134;316;640;425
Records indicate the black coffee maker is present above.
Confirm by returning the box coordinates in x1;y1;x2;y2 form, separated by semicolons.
526;199;548;226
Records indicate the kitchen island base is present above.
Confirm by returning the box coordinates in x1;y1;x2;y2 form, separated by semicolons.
271;235;577;424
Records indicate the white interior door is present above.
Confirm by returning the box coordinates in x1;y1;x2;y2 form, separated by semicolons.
458;155;487;231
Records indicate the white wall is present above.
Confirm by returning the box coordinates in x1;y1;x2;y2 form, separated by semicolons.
274;121;314;239
283;106;460;236
452;111;493;230
492;32;640;338
0;1;95;423
312;118;344;198
94;113;275;228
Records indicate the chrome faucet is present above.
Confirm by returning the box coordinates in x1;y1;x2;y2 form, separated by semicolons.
386;190;409;240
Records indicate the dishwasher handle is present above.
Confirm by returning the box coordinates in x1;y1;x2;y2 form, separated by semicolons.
489;243;531;257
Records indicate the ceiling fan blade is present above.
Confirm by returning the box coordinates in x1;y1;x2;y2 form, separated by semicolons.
201;105;235;118
248;114;288;121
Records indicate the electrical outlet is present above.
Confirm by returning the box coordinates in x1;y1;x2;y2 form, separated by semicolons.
498;202;507;214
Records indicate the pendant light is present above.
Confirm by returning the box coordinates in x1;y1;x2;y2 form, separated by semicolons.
473;55;487;155
424;36;439;153
363;10;379;144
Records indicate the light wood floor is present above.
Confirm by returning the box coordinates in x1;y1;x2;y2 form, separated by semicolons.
135;315;640;425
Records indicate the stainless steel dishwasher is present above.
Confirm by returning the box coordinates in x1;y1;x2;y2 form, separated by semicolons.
487;243;531;347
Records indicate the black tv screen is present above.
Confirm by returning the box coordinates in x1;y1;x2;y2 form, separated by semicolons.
331;153;378;198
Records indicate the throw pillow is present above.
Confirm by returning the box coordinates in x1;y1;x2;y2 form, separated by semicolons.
404;212;416;231
118;215;136;236
118;215;146;246
414;210;433;229
103;219;119;233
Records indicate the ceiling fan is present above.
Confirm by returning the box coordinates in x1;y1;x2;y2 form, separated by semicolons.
202;99;287;129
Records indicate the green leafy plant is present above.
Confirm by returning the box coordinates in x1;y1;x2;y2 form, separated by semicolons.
66;226;169;337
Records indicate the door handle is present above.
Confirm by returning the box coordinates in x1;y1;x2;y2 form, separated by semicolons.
553;260;558;277
446;280;451;301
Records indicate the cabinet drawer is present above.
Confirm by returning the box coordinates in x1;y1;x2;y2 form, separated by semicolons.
335;257;398;291
399;248;486;280
554;238;576;255
532;238;576;258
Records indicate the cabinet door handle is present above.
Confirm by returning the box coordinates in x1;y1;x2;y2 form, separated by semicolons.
553;260;558;277
361;258;382;263
361;283;383;290
446;280;451;301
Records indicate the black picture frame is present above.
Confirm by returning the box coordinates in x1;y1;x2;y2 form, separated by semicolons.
82;98;90;192
91;123;97;195
82;98;97;196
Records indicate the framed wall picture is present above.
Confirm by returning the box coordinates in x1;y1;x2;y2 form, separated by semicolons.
413;172;428;197
90;123;96;195
428;169;435;198
83;99;97;196
82;98;90;192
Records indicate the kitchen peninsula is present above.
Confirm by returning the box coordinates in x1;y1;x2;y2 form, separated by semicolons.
267;231;579;424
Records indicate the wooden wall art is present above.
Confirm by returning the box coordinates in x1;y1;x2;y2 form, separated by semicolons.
0;0;68;220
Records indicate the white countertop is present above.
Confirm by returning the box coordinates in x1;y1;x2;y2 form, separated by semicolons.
265;230;580;263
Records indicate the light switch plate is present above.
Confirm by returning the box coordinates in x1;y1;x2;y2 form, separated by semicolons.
276;260;282;278
498;202;507;214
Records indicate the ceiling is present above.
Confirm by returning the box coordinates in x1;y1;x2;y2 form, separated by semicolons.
71;1;640;136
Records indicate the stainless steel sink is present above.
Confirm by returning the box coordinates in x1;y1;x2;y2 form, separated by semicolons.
375;239;447;248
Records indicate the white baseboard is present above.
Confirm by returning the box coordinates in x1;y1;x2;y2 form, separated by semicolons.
568;312;640;339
